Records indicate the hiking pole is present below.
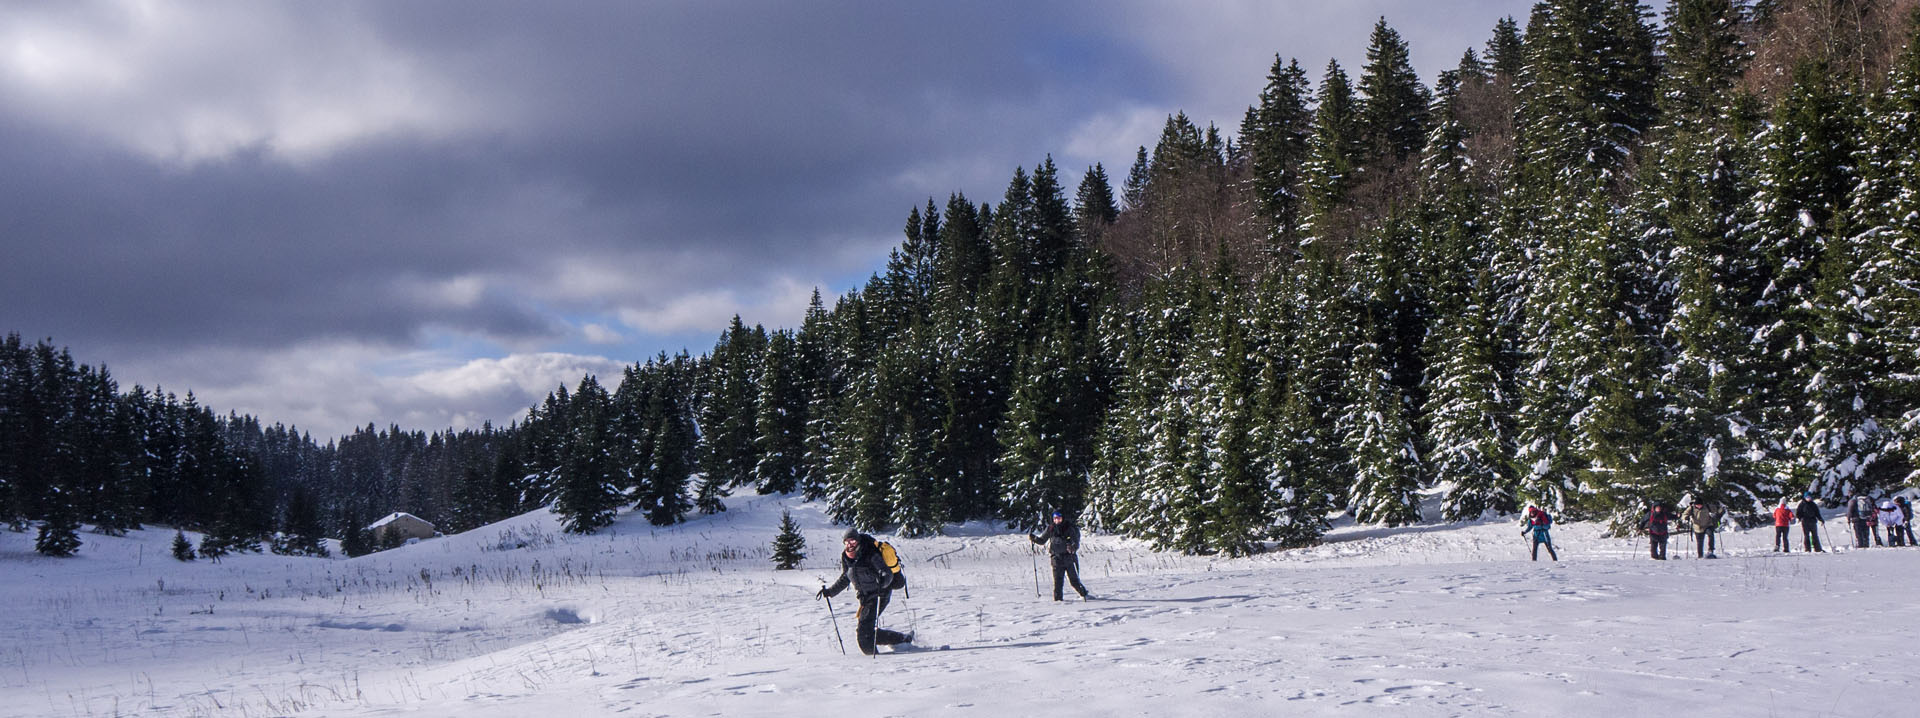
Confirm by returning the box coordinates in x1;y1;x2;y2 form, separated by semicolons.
1031;543;1041;598
822;585;846;655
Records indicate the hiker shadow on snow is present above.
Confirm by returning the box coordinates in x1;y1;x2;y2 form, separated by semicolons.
908;641;1059;653
1097;595;1257;604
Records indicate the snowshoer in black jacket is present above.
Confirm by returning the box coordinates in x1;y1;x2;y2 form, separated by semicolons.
1795;493;1826;553
818;529;911;655
1029;511;1091;601
1898;497;1917;547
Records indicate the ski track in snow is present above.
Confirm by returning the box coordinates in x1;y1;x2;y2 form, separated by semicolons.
3;495;1915;717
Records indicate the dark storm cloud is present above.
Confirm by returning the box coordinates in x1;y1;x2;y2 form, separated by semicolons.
0;113;562;351
1;2;1158;354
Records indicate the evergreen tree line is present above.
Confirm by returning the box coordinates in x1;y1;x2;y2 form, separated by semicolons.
7;0;1919;558
0;333;541;556
0;334;276;555
525;0;1920;553
1093;0;1920;548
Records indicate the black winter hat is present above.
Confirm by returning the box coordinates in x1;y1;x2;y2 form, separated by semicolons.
843;527;861;542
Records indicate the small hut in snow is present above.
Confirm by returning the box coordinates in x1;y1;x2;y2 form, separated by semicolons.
368;512;436;544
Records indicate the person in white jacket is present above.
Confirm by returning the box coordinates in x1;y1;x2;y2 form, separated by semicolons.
1877;501;1908;548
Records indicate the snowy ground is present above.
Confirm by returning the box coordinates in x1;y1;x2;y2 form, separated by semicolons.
4;494;1916;718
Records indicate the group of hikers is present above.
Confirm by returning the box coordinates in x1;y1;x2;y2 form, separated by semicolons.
1746;492;1915;555
817;494;1916;654
1527;492;1918;563
1640;499;1732;560
817;509;1091;655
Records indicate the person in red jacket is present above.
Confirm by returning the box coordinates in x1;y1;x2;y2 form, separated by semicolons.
1772;498;1795;552
1641;502;1674;560
1520;505;1558;562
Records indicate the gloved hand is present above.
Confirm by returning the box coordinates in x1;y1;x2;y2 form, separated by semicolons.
815;587;827;600
1028;533;1038;543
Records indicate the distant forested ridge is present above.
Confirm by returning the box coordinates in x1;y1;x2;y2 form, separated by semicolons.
6;0;1918;556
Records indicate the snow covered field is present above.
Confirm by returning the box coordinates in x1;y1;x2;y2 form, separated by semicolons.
5;495;1916;717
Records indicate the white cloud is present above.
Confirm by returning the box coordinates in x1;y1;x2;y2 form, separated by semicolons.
581;323;625;345
0;2;479;166
110;340;624;438
616;276;819;335
1063;104;1169;171
409;352;626;400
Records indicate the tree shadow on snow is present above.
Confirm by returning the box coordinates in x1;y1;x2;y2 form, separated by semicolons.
1312;488;1511;545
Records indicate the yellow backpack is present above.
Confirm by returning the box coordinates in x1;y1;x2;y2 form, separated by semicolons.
875;540;907;593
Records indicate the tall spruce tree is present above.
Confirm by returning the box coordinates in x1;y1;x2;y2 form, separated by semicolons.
1243;56;1314;245
700;316;765;494
1357;18;1433;167
1514;0;1657;185
998;297;1097;529
1342;311;1424;527
1429;275;1518;520
641;356;697;525
753;330;807;495
1074;163;1119;241
1854;20;1920;484
1486;16;1525;81
826;369;892;530
1642;0;1774;511
554;376;622;533
1122;146;1151;211
1301;60;1364;247
1193;259;1274;555
1749;61;1868;497
275;486;329;556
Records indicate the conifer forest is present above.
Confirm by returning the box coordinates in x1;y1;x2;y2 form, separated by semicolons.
5;0;1919;557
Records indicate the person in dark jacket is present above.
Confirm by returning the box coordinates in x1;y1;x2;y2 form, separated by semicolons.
1898;496;1917;547
1794;492;1826;553
1029;511;1091;601
817;529;911;655
1847;494;1878;548
1521;505;1558;561
1642;502;1674;560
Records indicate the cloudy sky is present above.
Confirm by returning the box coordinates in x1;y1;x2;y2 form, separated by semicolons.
1;0;1538;439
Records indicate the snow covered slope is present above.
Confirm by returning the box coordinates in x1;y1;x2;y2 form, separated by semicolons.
3;495;1915;717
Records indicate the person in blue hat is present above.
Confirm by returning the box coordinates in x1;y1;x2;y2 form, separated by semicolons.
1029;511;1091;601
